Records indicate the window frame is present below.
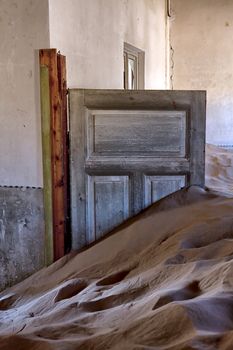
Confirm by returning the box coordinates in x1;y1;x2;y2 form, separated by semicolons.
123;42;145;90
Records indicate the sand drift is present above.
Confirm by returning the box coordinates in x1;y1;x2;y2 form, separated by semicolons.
1;145;233;349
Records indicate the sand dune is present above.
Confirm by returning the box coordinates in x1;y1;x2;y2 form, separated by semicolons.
206;144;233;195
1;144;233;349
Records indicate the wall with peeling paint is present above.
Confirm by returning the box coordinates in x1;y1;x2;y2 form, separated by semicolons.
0;0;50;187
49;0;167;90
170;0;233;146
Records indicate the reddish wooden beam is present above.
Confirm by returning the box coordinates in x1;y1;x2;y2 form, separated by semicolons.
39;49;68;261
57;53;69;255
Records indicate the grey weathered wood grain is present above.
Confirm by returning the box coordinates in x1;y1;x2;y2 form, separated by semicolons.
69;89;206;249
82;89;195;110
69;90;87;248
144;175;186;207
87;176;130;242
189;91;206;185
85;158;190;172
87;110;186;157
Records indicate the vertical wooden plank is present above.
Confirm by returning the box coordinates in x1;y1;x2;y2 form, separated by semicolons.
39;65;54;265
39;49;67;262
190;91;206;186
57;54;70;254
132;172;143;216
51;51;65;261
69;89;86;249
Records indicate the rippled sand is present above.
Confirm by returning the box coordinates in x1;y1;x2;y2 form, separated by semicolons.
1;144;233;349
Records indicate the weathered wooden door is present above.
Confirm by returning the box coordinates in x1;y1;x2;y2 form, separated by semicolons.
69;89;206;249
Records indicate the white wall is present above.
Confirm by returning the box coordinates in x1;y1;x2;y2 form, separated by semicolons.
170;0;233;146
0;0;50;186
0;0;167;187
49;0;167;89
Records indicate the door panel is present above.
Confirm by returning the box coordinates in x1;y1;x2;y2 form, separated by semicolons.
87;110;186;157
69;89;206;249
144;175;186;207
87;175;130;242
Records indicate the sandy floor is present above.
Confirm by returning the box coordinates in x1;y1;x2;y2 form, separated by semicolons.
1;144;233;349
206;144;233;195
